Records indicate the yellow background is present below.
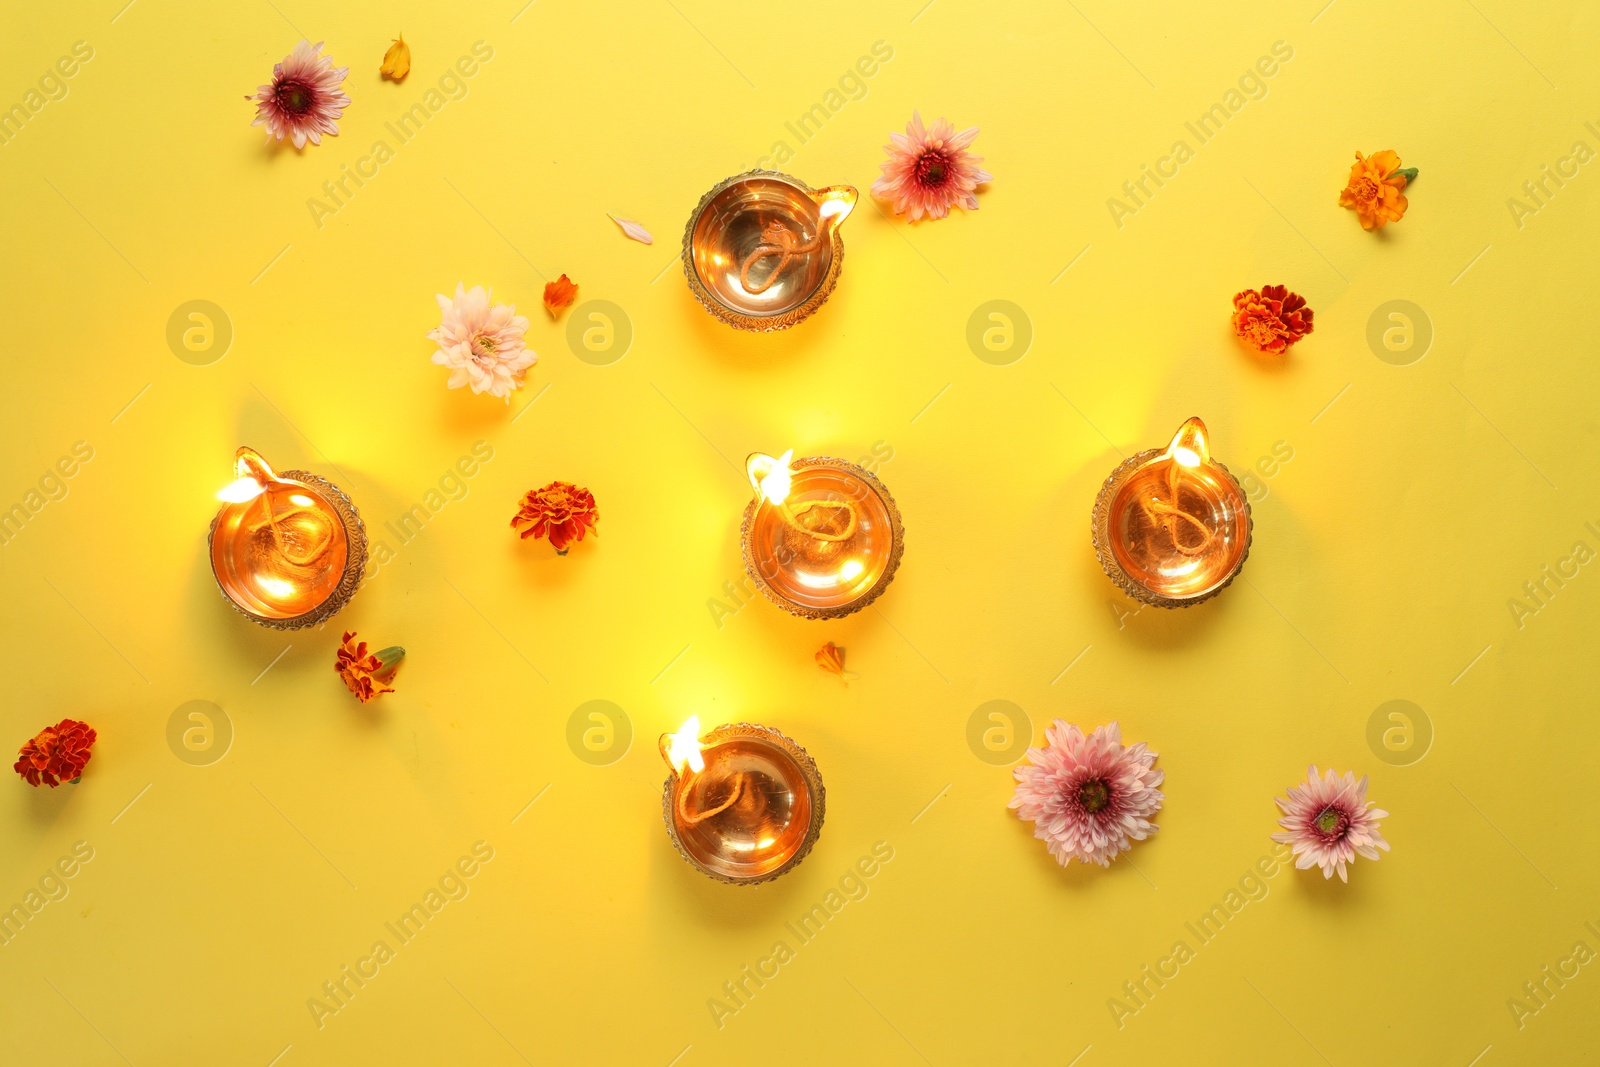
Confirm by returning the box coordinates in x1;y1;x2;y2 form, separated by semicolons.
2;0;1597;1063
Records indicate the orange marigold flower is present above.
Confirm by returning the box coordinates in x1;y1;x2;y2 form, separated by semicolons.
1339;150;1412;230
14;718;96;787
543;274;579;317
1232;285;1314;355
511;481;599;554
336;632;404;702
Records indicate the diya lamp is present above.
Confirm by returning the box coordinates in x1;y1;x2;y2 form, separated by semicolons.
659;716;825;885
740;450;904;620
1091;417;1252;608
683;170;857;331
208;447;367;629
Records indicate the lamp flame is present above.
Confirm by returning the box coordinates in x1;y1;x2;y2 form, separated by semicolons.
664;715;706;775
815;185;857;228
1164;417;1210;469
217;476;265;503
746;450;794;507
220;446;286;502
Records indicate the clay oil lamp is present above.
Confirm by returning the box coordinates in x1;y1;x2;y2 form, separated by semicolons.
683;171;857;331
209;446;366;629
659;716;824;885
740;450;904;620
1091;417;1251;607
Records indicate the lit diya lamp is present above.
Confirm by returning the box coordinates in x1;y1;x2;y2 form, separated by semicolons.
659;716;824;885
683;170;857;331
1091;417;1252;608
740;450;904;620
208;447;366;629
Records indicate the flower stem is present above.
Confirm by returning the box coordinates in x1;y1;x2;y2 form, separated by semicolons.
372;646;405;682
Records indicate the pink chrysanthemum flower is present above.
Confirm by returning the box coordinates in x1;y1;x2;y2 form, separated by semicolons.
1270;766;1390;882
1009;720;1163;867
870;111;992;222
248;40;350;149
427;284;536;400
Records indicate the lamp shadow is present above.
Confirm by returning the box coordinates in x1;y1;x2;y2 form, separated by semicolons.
1061;444;1226;655
648;801;816;931
187;398;418;676
675;272;845;375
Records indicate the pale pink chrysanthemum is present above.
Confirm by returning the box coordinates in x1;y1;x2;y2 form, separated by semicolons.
870;111;992;222
427;284;536;401
1009;720;1163;867
1270;766;1390;882
248;40;350;149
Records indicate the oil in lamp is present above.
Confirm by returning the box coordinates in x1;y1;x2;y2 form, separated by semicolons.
740;450;904;620
1091;417;1251;608
659;716;824;885
208;446;367;629
682;170;857;331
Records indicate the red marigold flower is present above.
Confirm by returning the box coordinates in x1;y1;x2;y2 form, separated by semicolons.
336;632;404;703
14;718;96;787
511;481;599;554
1232;284;1314;355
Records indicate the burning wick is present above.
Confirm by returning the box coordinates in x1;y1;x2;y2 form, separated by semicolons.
220;451;335;568
661;716;750;827
1142;421;1215;557
747;451;859;542
1144;463;1214;556
677;776;746;826
737;190;856;295
247;493;335;566
740;221;824;294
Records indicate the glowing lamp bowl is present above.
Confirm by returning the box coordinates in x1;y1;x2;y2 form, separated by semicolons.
661;722;825;885
1092;418;1251;608
208;447;366;629
683;170;857;331
740;455;904;620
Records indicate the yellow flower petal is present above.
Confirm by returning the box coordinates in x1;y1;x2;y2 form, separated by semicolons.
380;34;410;82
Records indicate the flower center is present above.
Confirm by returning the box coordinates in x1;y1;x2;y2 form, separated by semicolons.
1077;778;1111;815
472;333;498;359
1354;177;1380;204
1312;806;1349;838
276;80;315;115
916;150;951;189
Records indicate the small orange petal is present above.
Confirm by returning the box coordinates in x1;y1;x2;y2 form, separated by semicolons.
380;34;411;81
543;274;579;317
815;642;846;677
1369;149;1401;176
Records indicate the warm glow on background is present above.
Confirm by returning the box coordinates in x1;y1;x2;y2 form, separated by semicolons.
0;1;1596;1065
